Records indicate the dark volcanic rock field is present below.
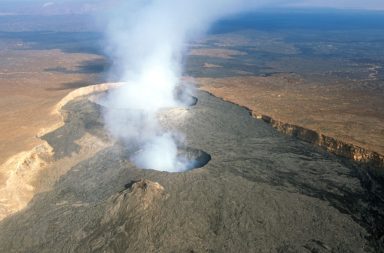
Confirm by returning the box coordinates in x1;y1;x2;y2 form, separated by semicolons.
0;90;383;252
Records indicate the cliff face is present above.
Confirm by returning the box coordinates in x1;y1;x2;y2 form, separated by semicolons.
0;142;53;221
0;83;118;221
261;115;384;174
197;75;384;175
38;83;122;138
1;91;378;252
197;75;384;157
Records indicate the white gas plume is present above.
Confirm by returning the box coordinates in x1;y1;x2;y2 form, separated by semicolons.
103;0;259;172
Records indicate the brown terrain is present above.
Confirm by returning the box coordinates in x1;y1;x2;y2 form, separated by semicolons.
0;80;117;220
1;12;384;252
0;11;383;224
188;26;384;169
197;72;384;170
0;41;109;219
1;49;383;220
189;48;246;59
0;48;103;165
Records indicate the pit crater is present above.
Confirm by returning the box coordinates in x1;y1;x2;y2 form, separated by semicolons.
133;147;211;172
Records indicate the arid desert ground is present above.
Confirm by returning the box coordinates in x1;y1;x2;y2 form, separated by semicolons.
0;11;384;252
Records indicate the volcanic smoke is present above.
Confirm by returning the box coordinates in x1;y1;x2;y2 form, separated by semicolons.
103;0;258;172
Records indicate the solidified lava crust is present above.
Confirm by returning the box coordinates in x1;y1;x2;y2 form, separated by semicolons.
2;90;384;252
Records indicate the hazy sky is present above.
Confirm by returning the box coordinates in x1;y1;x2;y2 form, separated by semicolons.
2;0;384;14
288;0;384;10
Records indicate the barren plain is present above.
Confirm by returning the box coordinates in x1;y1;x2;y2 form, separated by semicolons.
0;11;384;252
1;90;384;252
186;23;384;167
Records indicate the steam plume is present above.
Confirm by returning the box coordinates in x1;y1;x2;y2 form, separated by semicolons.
103;0;259;172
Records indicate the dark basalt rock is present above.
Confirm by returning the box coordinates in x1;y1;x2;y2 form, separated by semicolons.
1;91;383;252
